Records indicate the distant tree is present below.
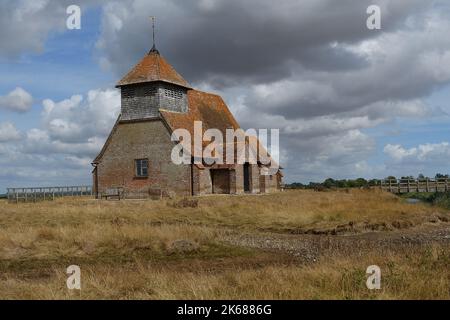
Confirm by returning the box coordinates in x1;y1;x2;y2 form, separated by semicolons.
286;182;305;189
336;180;347;188
323;178;337;188
308;182;321;189
435;173;449;179
385;176;397;182
346;180;356;188
355;178;368;187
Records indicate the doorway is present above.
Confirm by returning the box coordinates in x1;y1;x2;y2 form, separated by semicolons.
211;169;230;194
243;162;250;192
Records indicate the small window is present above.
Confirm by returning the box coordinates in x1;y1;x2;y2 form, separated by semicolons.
164;88;182;99
135;159;149;177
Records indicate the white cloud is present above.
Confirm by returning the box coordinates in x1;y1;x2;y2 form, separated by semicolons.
0;88;120;190
382;141;450;178
384;142;450;163
0;122;21;142
41;89;120;144
0;87;33;112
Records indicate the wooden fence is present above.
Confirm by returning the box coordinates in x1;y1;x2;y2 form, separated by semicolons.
6;186;93;203
381;179;450;194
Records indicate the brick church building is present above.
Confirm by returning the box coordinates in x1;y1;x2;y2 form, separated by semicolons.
92;46;283;198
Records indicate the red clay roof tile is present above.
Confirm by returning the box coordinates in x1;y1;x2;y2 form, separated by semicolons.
116;51;191;88
160;90;240;137
160;91;279;169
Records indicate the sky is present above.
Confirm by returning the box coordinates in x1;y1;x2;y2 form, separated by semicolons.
0;0;450;192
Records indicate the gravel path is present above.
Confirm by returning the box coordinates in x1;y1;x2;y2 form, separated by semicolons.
220;223;450;262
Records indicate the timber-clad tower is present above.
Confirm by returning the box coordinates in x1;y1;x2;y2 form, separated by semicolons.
117;47;191;121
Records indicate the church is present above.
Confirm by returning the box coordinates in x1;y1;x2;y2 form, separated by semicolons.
92;44;283;198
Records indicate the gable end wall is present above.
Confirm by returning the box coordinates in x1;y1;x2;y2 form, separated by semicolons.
96;119;191;198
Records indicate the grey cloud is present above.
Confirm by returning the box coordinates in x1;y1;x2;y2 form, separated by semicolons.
245;27;450;120
98;0;428;86
0;0;104;59
280;129;378;182
98;0;450;126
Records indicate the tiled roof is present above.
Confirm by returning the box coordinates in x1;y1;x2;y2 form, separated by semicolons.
160;90;240;138
116;51;191;88
161;90;280;169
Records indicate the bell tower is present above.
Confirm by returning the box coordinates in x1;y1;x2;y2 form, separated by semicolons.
116;19;191;121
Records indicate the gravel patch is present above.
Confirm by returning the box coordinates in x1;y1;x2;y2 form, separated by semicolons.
220;224;450;263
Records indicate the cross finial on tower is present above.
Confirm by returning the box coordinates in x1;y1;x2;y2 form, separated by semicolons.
149;16;159;54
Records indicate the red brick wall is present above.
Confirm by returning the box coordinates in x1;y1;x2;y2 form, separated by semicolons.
250;164;260;193
233;165;244;194
192;166;213;195
96;119;191;198
260;173;281;193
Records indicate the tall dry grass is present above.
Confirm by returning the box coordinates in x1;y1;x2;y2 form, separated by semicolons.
1;245;448;299
0;189;446;233
0;189;449;299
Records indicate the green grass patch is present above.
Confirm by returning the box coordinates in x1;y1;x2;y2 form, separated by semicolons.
401;192;450;209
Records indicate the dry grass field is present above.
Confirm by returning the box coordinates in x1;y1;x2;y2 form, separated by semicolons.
0;189;449;299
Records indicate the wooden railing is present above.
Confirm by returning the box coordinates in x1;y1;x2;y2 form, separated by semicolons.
381;179;450;194
6;186;93;203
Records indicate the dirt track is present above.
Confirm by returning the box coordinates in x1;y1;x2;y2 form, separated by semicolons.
220;223;450;263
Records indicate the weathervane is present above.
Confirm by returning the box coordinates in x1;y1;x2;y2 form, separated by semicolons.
149;16;158;53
